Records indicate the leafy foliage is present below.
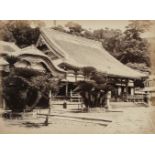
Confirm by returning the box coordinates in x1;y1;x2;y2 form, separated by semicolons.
2;53;61;112
14;67;43;78
74;67;114;108
12;27;40;48
0;20;43;48
3;75;30;112
82;66;96;77
5;55;20;67
58;62;80;72
126;63;151;73
65;22;83;33
3;68;60;112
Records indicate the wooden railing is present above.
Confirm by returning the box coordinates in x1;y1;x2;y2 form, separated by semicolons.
54;93;82;103
70;92;82;102
110;94;145;102
126;94;144;102
54;94;145;103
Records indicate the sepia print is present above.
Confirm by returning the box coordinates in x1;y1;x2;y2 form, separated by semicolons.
0;20;155;133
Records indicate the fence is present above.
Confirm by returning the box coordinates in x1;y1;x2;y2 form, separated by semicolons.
54;94;145;103
110;94;145;103
127;94;144;102
70;92;82;102
54;92;82;103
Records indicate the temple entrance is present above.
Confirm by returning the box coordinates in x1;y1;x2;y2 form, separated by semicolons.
57;82;77;99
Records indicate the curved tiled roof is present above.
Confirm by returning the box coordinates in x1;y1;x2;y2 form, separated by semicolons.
0;42;65;77
40;28;147;79
12;46;66;76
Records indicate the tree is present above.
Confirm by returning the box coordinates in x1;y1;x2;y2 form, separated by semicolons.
12;27;40;48
82;66;96;78
74;67;114;110
98;28;123;59
126;62;151;73
117;21;152;67
2;54;61;112
3;75;30;112
0;20;44;48
127;20;153;33
99;21;152;72
65;21;83;34
81;29;94;39
3;68;60;112
93;28;122;41
4;55;20;74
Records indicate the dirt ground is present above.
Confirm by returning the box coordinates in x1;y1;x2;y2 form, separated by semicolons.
0;102;155;134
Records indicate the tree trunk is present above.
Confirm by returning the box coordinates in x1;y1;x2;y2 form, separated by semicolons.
26;91;42;112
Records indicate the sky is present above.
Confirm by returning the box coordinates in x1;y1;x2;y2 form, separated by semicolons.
44;20;155;38
45;20;129;30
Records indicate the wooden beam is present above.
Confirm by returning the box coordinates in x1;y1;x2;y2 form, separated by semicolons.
37;113;112;123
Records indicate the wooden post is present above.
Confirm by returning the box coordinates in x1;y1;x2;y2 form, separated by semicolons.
125;79;129;101
75;71;77;82
0;71;3;108
105;91;111;110
44;90;52;126
130;87;134;96
48;90;52;114
118;86;122;96
70;90;72;102
2;98;6;109
146;92;151;106
65;82;68;97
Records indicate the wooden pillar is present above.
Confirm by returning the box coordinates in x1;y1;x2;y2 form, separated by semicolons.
48;90;52;115
124;79;129;101
65;82;68;97
49;90;52;105
105;91;111;110
0;71;3;108
130;87;134;96
118;86;122;96
146;93;151;106
75;71;77;82
44;90;52;126
70;90;73;102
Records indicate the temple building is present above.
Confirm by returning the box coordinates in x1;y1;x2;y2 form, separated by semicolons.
36;28;148;101
0;28;149;108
